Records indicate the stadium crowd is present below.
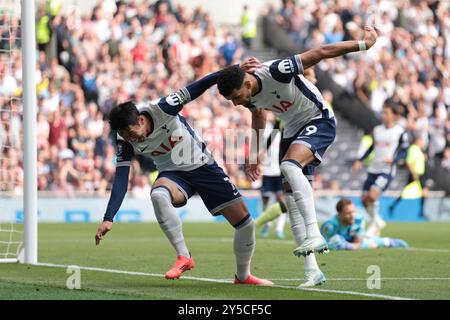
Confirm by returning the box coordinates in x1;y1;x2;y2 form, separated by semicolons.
0;0;449;197
1;0;253;196
273;0;450;168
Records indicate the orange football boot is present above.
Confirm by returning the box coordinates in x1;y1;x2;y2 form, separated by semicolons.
233;274;274;285
165;255;195;280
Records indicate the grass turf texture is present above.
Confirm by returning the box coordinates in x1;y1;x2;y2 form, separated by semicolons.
0;222;449;300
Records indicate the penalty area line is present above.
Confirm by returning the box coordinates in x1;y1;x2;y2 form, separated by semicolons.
35;262;414;300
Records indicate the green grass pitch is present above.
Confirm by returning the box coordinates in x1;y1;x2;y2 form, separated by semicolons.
0;222;449;300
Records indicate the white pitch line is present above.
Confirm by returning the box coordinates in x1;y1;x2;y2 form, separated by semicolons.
216;277;450;282
35;262;414;300
408;247;450;253
273;284;414;300
219;238;450;253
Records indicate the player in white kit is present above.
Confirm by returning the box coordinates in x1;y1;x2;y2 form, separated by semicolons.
94;63;272;285
217;26;378;287
352;101;409;236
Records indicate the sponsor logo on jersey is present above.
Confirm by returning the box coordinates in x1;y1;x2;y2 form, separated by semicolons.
150;135;184;156
266;100;294;113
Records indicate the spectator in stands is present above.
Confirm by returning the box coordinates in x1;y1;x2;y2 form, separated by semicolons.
442;148;450;171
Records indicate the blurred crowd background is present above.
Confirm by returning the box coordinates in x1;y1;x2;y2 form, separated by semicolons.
0;0;449;197
274;0;450;165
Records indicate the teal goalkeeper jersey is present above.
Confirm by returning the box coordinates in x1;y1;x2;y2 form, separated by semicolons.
320;214;365;242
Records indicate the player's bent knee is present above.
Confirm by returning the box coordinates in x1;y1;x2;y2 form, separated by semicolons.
282;181;292;194
232;213;254;229
151;186;185;208
221;200;250;226
280;159;303;177
368;188;379;201
152;179;186;206
282;144;315;167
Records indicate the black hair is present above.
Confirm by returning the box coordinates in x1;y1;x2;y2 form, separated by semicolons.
217;65;246;97
383;99;400;115
108;101;139;131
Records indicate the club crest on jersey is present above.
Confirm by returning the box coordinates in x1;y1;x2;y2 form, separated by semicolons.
166;93;181;106
166;91;188;106
161;124;170;133
278;59;295;74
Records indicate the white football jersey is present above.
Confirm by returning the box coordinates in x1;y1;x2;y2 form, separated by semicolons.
115;91;212;172
368;124;407;174
249;55;335;138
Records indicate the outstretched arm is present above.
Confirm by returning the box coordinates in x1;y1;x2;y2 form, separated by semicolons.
299;26;378;70
158;71;220;116
95;139;133;245
159;61;261;116
95;165;130;245
102;166;130;222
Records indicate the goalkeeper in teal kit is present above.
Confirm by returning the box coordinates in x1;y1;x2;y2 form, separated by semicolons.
321;199;408;250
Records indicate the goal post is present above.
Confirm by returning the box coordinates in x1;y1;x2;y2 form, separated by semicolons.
22;0;38;265
0;0;37;264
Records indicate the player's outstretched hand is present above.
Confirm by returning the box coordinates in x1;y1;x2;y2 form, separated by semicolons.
240;56;262;73
246;163;261;181
95;221;113;246
363;26;378;49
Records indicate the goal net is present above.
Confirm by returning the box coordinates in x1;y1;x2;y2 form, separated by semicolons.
0;0;24;263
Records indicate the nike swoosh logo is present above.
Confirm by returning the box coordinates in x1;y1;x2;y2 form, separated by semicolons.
138;145;149;152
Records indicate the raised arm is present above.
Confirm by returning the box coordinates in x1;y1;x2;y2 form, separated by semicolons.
299;26;378;70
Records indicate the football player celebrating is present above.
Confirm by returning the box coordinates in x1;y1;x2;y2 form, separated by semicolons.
95;61;272;286
216;27;378;287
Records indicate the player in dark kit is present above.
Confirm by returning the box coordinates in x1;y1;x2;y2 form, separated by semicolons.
216;26;378;287
95;60;272;285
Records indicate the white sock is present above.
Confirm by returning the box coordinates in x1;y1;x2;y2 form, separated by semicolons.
286;194;319;271
367;200;383;225
276;213;287;234
280;161;321;238
151;187;190;258
286;194;306;245
234;216;255;281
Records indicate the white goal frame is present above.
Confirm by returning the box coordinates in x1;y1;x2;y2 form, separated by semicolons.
0;0;37;264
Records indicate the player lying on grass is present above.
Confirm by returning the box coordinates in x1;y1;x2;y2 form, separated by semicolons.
321;198;408;250
216;26;378;287
94;60;272;285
